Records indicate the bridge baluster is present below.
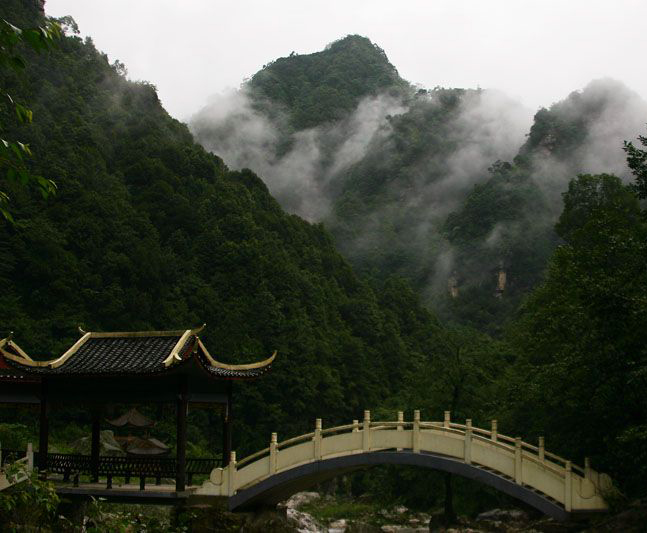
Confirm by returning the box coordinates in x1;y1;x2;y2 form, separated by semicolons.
584;457;591;480
269;433;278;474
465;419;472;464
514;437;522;484
491;420;498;442
413;410;421;453
314;420;322;460
397;411;404;451
564;461;572;511
538;437;545;462
444;411;451;428
363;411;371;452
352;420;359;433
228;451;237;497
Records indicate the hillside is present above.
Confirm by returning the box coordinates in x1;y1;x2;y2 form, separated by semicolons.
191;39;647;332
0;2;440;452
443;79;647;328
248;34;410;131
1;4;646;526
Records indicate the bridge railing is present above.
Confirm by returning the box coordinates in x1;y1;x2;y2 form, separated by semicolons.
201;410;611;514
236;412;585;475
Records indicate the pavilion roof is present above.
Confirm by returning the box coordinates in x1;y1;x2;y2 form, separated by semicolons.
0;327;275;381
107;408;155;428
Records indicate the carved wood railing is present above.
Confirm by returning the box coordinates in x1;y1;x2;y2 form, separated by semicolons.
34;452;221;489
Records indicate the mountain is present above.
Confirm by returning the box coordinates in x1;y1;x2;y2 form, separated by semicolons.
247;34;410;131
191;39;647;332
0;3;441;451
443;79;647;328
3;1;647;514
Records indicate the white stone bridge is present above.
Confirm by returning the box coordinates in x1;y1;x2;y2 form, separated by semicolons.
196;411;612;521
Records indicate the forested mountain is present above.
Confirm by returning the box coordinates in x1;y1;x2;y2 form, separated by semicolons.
443;79;647;328
248;35;409;131
0;1;441;452
191;39;647;332
1;3;646;525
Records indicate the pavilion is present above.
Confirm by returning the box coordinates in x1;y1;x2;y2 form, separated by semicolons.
0;325;275;493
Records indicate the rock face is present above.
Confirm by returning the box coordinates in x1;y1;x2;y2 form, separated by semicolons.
283;492;325;532
328;518;348;532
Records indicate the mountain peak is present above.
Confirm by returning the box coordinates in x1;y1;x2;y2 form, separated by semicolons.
247;35;409;129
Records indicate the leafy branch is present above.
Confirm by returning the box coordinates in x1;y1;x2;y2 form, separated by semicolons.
0;17;60;222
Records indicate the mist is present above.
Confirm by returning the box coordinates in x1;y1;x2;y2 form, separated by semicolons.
191;91;407;221
190;76;647;309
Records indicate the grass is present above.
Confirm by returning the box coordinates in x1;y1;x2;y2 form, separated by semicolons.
300;498;376;523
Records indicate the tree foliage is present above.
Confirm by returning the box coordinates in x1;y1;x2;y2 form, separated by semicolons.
0;13;59;221
500;173;647;495
624;131;647;199
248;35;409;131
0;4;441;456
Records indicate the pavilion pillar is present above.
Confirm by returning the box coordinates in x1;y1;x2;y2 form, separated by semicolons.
176;377;188;492
91;407;101;482
223;381;233;466
38;379;49;480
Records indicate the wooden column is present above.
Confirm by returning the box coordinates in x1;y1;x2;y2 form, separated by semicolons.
176;377;188;492
38;380;49;480
91;408;101;482
222;381;233;466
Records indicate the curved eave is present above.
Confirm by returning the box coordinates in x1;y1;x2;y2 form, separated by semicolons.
196;339;276;380
0;337;45;367
1;326;204;375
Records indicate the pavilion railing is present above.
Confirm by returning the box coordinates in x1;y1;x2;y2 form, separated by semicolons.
32;452;221;490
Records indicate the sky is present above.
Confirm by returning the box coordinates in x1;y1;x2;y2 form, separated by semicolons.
45;0;647;121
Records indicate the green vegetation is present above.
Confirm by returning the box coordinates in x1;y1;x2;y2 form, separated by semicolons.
0;5;59;220
248;35;409;131
499;172;647;496
300;498;375;523
0;469;60;531
1;1;646;529
0;2;439;458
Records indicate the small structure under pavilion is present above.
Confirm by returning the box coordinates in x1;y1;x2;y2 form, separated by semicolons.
107;408;169;456
0;326;275;496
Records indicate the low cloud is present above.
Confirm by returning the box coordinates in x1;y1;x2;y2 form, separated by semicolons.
190;90;406;220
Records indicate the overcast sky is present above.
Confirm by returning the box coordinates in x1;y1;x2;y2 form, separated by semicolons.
45;0;647;121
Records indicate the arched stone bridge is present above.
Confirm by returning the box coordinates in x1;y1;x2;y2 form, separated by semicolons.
196;411;612;521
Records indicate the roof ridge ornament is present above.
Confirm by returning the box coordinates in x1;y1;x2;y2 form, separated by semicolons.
78;326;87;335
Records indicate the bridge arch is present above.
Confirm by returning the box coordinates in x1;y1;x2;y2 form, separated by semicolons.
196;411;611;520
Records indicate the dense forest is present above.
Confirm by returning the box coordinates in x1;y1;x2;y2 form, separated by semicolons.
1;0;647;530
0;0;441;454
192;37;647;333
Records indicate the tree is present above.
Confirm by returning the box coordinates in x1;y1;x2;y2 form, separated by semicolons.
624;132;647;200
503;173;647;495
0;16;59;221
